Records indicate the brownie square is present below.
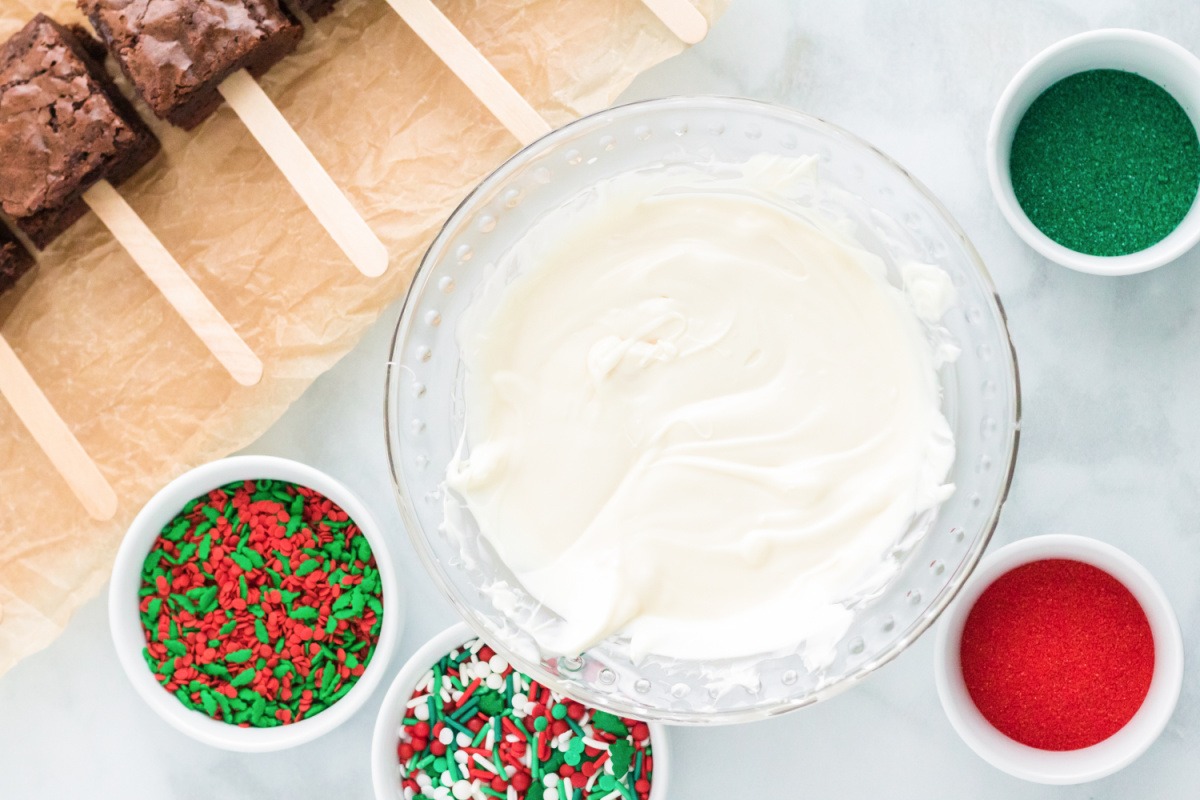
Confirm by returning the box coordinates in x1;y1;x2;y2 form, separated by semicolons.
0;223;35;296
0;15;161;249
80;0;305;130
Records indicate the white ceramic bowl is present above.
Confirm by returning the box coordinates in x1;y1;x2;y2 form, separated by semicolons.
372;623;670;800
934;534;1183;784
110;455;403;752
987;29;1200;275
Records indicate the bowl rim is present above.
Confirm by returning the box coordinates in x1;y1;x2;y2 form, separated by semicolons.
108;454;403;752
385;95;1022;724
985;28;1200;276
933;533;1184;784
370;622;670;800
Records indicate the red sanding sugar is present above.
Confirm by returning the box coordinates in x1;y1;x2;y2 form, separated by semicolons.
960;558;1154;751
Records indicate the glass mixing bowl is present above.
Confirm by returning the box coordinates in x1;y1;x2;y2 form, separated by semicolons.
385;97;1020;724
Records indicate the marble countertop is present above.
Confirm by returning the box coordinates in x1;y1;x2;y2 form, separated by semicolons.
5;0;1200;796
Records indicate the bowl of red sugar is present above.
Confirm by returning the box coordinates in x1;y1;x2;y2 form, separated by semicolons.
934;534;1182;784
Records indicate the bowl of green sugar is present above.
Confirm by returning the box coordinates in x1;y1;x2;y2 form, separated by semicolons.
988;29;1200;275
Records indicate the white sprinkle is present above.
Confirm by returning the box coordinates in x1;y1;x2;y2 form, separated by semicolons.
403;787;415;800
415;704;430;721
439;727;455;745
486;674;504;690
541;790;557;800
583;737;609;750
454;750;469;764
488;655;509;673
456;732;472;747
407;693;429;709
473;753;498;773
469;638;484;653
440;770;455;786
543;772;559;787
452;780;474;799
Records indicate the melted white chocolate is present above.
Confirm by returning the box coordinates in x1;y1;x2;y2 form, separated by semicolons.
447;156;956;663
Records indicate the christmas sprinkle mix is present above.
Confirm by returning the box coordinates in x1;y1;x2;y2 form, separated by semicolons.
138;479;385;727
397;638;654;800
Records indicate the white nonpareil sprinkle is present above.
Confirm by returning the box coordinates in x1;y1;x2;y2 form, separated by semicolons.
488;655;509;673
414;703;430;721
452;780;474;799
438;727;454;745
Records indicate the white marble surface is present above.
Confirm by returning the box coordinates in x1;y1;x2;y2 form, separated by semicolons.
4;0;1200;795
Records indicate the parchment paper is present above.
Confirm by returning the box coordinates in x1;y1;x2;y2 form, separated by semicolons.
0;0;728;677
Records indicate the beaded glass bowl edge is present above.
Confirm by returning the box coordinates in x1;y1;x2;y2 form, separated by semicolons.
385;96;1021;724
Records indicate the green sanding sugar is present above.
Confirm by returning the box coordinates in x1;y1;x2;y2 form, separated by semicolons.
1010;69;1200;256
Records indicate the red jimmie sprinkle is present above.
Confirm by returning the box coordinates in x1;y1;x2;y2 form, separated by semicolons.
960;558;1154;750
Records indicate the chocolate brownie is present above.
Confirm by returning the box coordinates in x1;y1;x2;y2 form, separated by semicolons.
80;0;304;130
0;15;160;248
0;223;34;296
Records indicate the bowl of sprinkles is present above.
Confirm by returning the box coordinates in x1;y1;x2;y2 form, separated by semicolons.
372;623;667;800
110;456;401;751
987;29;1200;275
934;534;1183;784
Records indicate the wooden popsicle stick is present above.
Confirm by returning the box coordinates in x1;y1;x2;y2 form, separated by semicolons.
382;0;552;146
640;0;709;44
83;181;264;387
0;334;118;520
218;70;390;279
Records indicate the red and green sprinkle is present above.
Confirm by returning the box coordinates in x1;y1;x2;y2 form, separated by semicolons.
138;479;384;727
397;638;654;800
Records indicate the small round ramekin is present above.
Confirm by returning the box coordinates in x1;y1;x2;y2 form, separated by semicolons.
371;623;670;800
110;455;402;752
987;29;1200;275
934;534;1183;784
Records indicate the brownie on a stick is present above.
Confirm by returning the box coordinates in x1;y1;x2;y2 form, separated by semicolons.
0;15;263;385
80;0;385;276
0;15;159;249
80;0;304;130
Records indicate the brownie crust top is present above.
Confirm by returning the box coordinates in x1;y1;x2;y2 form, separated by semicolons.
80;0;302;123
0;14;149;221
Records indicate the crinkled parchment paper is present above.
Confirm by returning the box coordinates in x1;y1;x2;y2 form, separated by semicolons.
0;0;728;676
